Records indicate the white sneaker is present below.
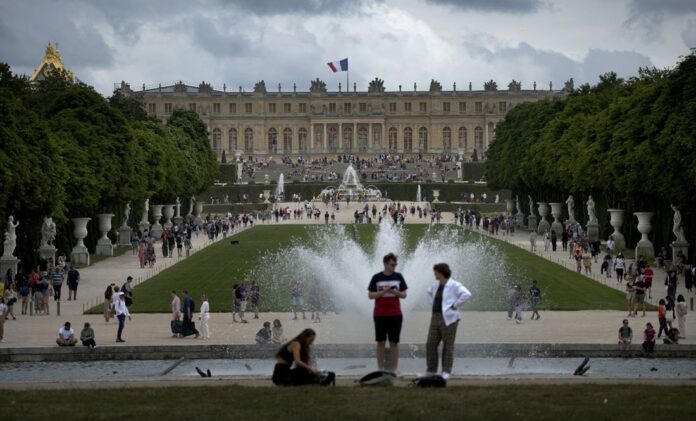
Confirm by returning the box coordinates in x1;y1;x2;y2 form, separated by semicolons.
441;372;450;380
515;319;522;324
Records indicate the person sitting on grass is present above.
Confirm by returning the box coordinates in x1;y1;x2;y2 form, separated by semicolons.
272;319;285;344
272;328;319;386
642;322;655;354
80;322;96;349
256;321;272;344
56;322;78;346
618;319;632;351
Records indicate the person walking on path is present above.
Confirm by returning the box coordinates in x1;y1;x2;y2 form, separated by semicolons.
425;263;471;379
368;253;408;373
181;290;199;338
115;292;131;343
50;266;64;301
103;283;115;323
291;280;305;321
676;295;688;339
0;298;6;342
199;294;210;339
657;299;668;338
66;265;80;301
232;283;248;323
121;277;134;309
529;280;542;320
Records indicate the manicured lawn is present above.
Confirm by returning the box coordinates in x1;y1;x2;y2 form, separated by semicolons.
0;385;692;420
90;224;629;313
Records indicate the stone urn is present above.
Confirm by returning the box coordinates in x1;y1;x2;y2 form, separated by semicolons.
263;190;271;204
432;190;441;203
634;212;655;258
264;174;270;185
607;209;626;251
536;202;550;234
96;213;114;256
505;199;514;216
194;201;204;226
70;217;91;265
163;204;175;230
151;205;164;239
549;202;564;235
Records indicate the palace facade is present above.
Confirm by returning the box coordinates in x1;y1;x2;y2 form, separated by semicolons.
119;77;569;160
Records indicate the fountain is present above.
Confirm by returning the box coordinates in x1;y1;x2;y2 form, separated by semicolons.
416;184;422;202
319;164;385;201
249;222;509;317
276;173;285;199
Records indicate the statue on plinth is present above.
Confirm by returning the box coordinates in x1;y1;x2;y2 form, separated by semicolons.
175;197;181;217
2;215;19;257
671;204;687;244
587;196;597;224
515;195;522;214
122;202;131;228
141;198;150;223
566;195;575;222
188;196;195;216
528;195;534;216
40;217;57;247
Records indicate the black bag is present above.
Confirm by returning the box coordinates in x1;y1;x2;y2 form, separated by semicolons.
171;319;182;334
318;371;336;386
358;371;395;387
413;375;447;388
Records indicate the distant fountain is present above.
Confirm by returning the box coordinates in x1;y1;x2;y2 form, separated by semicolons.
319;164;384;200
416;184;422;202
276;173;285;198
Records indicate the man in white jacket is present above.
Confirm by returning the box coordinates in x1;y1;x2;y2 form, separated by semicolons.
426;263;472;379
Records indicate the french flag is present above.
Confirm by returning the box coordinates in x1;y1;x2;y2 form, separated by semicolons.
327;58;348;73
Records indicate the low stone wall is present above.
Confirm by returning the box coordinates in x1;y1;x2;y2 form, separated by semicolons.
2;343;695;363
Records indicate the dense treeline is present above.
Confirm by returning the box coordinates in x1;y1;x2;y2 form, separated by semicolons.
486;52;696;256
0;63;217;267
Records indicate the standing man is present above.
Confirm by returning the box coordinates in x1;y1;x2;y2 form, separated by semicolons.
181;290;199;338
368;253;408;373
66;265;80;301
103;283;115;323
121;276;134;309
425;263;471;379
50;266;64;301
115;292;130;343
529;280;542;320
170;290;181;337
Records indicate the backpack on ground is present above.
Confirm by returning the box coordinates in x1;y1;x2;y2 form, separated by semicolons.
412;375;447;388
318;370;336;386
358;370;396;387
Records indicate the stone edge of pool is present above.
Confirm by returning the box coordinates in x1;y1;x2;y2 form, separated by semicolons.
2;343;696;362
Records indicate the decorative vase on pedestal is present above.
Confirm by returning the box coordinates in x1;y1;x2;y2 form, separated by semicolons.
163;205;174;230
194;202;204;226
263;190;271;204
151;205;164;239
505;199;514;216
70;217;91;266
95;214;114;256
607;209;626;251
549;202;564;235
634;212;655;259
527;214;538;232
432;190;441;203
536;202;550;234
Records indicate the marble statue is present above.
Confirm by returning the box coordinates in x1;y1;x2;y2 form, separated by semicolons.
528;195;534;216
188;196;195;216
516;195;522;214
143;198;149;218
122;201;131;227
586;196;597;224
175;197;181;217
566;195;575;222
3;215;19;257
671;205;687;243
40;216;56;247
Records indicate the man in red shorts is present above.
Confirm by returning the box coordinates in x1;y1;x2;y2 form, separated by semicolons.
642;263;654;299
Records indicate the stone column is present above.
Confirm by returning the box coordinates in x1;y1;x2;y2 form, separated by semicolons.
634;212;655;259
381;124;386;153
353;122;357;152
70;217;91;266
338;122;342;152
549;202;563;235
151;205;164;239
96;213;114;256
368;123;373;150
536;202;550;234
607;209;626;251
323;123;328;152
310;124;315;152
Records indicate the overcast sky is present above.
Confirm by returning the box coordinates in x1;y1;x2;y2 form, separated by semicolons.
1;0;694;96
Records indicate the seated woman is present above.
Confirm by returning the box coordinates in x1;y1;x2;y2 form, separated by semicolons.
272;328;319;386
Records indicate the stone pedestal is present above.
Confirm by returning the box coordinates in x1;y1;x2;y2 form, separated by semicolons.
515;213;525;228
38;245;57;265
505;199;514;217
70;217;91;266
263;190;271;204
163;205;174;230
671;241;690;263
194;202;204;226
173;216;184;227
432;190;441;203
586;222;599;242
95;214;114;256
119;226;132;246
0;256;19;279
536;203;550;234
634;212;655;259
607;209;626;252
151;205;164;239
549;202;563;235
527;215;538;232
138;222;150;236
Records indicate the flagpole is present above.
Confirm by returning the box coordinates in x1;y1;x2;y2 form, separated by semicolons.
346;70;349;92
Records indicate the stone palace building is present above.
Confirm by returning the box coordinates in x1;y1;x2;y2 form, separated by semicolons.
118;77;570;160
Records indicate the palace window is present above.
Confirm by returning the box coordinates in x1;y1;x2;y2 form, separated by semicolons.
459;102;466;113
268;103;276;113
358;127;368;153
299;103;307;113
212;128;222;152
499;101;507;113
213;103;220;113
245;103;253;113
284;103;291;113
389;102;396;113
329;103;336;113
404;102;412;112
442;127;451;152
342;126;353;152
359;103;367;113
474;126;483;151
268;128;278;153
344;102;352;114
229;103;237;113
188;103;196;112
148;103;156;113
228;128;237;151
458;127;468;150
442;102;450;112
475;102;482;113
418;127;428;152
164;103;172;113
283;128;292;153
298;128;308;152
244;128;253;152
328;127;338;152
404;127;413;152
388;127;398;153
419;102;427;113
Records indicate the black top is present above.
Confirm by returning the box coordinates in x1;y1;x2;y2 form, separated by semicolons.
277;343;294;364
432;284;444;313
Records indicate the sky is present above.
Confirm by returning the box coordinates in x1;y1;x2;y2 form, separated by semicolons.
1;0;694;96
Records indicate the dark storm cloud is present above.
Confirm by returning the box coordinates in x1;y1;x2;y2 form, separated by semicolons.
189;15;252;57
424;0;542;14
683;21;696;48
0;0;114;71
